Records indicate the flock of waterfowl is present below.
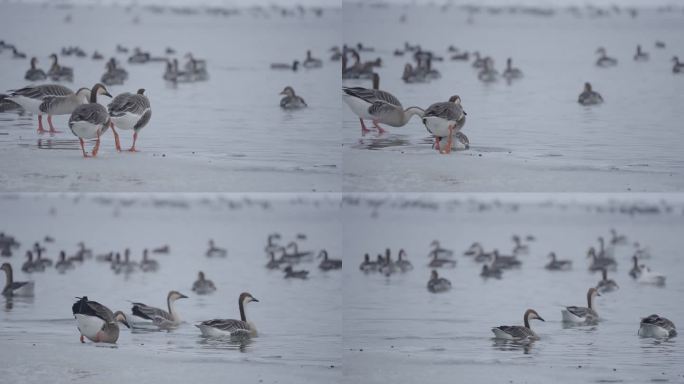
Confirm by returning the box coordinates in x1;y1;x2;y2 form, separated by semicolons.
1;230;340;343
358;229;675;341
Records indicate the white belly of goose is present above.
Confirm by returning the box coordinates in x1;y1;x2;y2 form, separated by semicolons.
491;328;515;340
74;314;105;340
111;112;141;130
70;121;105;139
423;116;453;137
561;309;586;323
342;95;374;120
9;96;43;114
638;324;671;339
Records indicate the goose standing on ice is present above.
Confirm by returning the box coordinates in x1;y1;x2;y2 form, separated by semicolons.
25;57;46;81
196;292;259;338
318;250;342;271
638;314;676;339
545;252;572;270
427;270;451;293
68;83;112;158
422;95;467;154
1;263;34;297
72;296;129;343
1;84;73;133
492;309;545;340
130;290;188;329
596;268;619;293
578;82;603;106
595;47;617;67
39;87;91;134
343;73;424;134
279;86;307;110
561;287;600;324
108;88;151;152
192;271;217;295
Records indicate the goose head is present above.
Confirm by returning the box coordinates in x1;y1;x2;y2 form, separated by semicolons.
448;95;462;105
167;290;188;302
239;292;259;305
430;270;439;280
90;83;112;101
524;309;545;322
584;82;593;92
279;86;296;97
317;250;329;260
113;311;130;328
0;262;11;274
596;47;606;55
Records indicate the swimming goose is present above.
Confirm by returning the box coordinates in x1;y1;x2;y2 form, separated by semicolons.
34;248;52;268
283;265;309;279
116;44;129;54
428;253;457;268
12;46;26;59
633;45;649;61
637;265;666;286
359;254;378;272
192;271;217;295
655;41;666;49
270;60;299;71
464;242;483;257
128;48;150;64
1;263;34;297
379;250;399;276
68;83;112;158
629;255;641;279
672;57;684;74
595;47;617;67
502;58;523;80
92;51;104;60
596;236;614;260
140;250;159;272
264;233;282;254
491;250;522;270
429;240;454;258
609;229;627;245
396;249;413;271
39;87;91;134
152;245;170;254
561;287;600;324
451;51;469;61
101;59;127;86
422;95;467;154
206;239;227;258
401;63;427;83
596;268;619;293
343;73;424;134
478;58;499;82
303;50;322;68
481;264;503;279
587;247;616;271
282;241;313;263
1;84;73;133
511;235;528;255
342;49;374;80
22;251;37;273
492;309;545;340
578;82;603;106
545;252;572;270
47;54;73;82
638;314;676;339
55;251;74;273
108;88;151;152
279;86;307;109
25;58;47;81
265;251;285;269
196;292;258;338
318;250;342;271
131;290;188;329
427;270;451;293
73;297;129;343
472;52;486;68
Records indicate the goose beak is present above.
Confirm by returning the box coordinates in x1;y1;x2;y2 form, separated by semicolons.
104;91;112;98
251;297;259;303
279;91;286;95
121;319;131;328
179;293;188;299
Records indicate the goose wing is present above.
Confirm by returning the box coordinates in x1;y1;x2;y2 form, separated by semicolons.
69;104;109;125
72;297;115;322
424;102;463;121
343;87;402;108
495;325;532;339
200;318;250;334
10;84;72;99
131;302;171;321
108;93;150;116
565;306;590;318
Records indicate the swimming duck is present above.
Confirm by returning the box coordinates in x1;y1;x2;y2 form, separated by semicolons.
72;297;129;343
279;86;307;109
318;250;342;271
638;314;676;339
196;292;258;338
192;271;217;295
492;309;545;340
427;270;451;293
1;263;34;297
561;287;600;324
68;83;112;158
206;239;227;258
596;268;619;293
130;290;188;329
108;88;152;152
545;252;572;271
595;47;617;67
422;95;467;154
25;57;46;81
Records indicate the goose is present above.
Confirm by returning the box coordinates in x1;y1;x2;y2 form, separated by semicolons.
464;242;483;257
474;247;494;263
587;247;616;271
595;47;617;67
183;53;207;73
279;86;307;109
68;83;112;158
12;46;26;59
283;265;309;279
34;248;52;268
318;250;342;271
402;63;427;83
47;54;73;82
101;59;126;86
416;57;441;80
25;57;47;81
39;87;91;133
282;241;313;263
637;265;666;286
92;51;104;60
655;41;666;49
264;233;281;254
502;58;523;80
633;45;649;61
1;263;34;297
70;242;92;262
55;251;74;273
186;57;209;82
22;251;36;273
492;309;545;340
578;82;603;105
629;255;641;279
359;254;378;272
108;88;151;152
356;43;374;52
638;314;676;339
490;250;522;270
72;297;129;343
481;264;503;279
130;290;188;329
511;235;528;255
116;44;129;54
427;270;451;293
270;60;299;71
196;292;258;338
302;50;322;68
561;287;600;324
1;84;73;133
545;252;572;270
596;268;619;292
266;251;286;269
342;49;373;80
472;52;486;68
163;59;189;83
206;239;227;258
451;51;469;61
672;57;684;74
477;58;498;82
396;249;413;271
140;250;159;272
343;73;424;134
152;245;170;254
633;242;651;259
429;240;454;258
422;95;467;154
192;271;217;295
609;229;627;245
596;237;615;260
128;48;150;64
330;46;342;61
428;253;457;268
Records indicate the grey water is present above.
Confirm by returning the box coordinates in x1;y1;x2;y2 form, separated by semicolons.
0;194;341;383
343;195;684;383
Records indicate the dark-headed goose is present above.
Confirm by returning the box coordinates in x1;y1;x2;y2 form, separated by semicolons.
595;47;617;67
318;250;342;271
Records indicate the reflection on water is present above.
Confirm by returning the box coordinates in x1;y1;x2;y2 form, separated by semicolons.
491;338;535;354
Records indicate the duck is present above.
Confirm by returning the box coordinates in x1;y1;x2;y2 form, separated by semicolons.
72;297;129;343
422;95;467;154
140;249;159;272
283;265;309;279
68;83;113;158
359;254;378;272
672;57;684;74
480;264;503;279
25;57;47;81
396;249;413;271
492;309;545;340
490;250;521;270
318;250;342;271
196;292;258;337
343;73;424;134
1;84;73;133
637;265;666;286
502;58;523;80
596;268;619;293
587;247;616;271
47;53;73;82
270;60;299;71
477;58;499;83
1;263;34;297
206;239;227;258
192;271;217;295
427;270;451;293
595;47;617;67
55;251;74;273
39;87;91;134
633;45;649;61
279;86;307;109
108;88;152;152
302;50;322;68
561;287;600;324
638;314;677;339
130;291;188;329
545;252;572;270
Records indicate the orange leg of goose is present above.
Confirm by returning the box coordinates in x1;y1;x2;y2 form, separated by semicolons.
360;118;371;135
91;135;101;157
110;123;121;152
80;335;85;343
79;138;90;158
127;132;139;152
47;115;61;134
442;125;455;155
37;114;46;134
372;120;386;134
